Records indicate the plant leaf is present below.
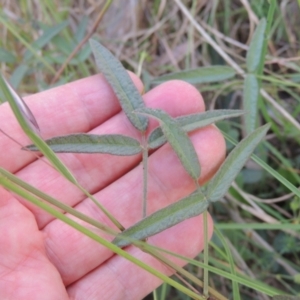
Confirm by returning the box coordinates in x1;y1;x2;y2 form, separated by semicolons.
136;108;200;181
24;21;69;61
113;189;208;247
243;74;259;135
148;110;244;149
0;74;77;184
0;47;16;64
206;124;270;202
273;296;300;300
89;39;148;132
246;18;267;73
152;66;236;85
25;134;142;156
0;75;40;134
113;124;269;247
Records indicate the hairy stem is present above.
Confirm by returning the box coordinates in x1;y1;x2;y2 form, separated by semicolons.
142;132;148;218
203;210;209;297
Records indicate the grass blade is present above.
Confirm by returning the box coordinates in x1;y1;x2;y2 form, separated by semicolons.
136;108;200;181
0;173;202;300
243;74;259;134
214;227;241;300
0;74;77;184
113;189;208;247
0;74;125;231
246;18;267;73
25;134;142;156
148;110;244;149
89;39;148;132
206;124;270;202
152;66;236;85
273;296;300;300
0;168;118;236
24;21;69;61
221;131;300;199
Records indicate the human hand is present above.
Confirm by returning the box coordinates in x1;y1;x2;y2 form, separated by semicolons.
0;74;225;300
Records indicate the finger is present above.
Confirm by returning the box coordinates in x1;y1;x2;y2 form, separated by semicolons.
43;125;225;285
0;188;68;299
68;214;213;300
14;80;205;227
0;73;143;173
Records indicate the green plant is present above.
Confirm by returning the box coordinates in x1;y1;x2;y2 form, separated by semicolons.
0;39;271;299
1;1;299;298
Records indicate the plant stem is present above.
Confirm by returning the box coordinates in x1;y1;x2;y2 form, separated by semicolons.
203;210;209;297
142;132;148;218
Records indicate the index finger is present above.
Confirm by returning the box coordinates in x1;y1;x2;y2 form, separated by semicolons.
0;73;144;173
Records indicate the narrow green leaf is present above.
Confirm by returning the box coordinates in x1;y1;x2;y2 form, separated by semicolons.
24;21;69;61
10;64;29;89
25;134;142;156
206;124;270;202
113;189;208;247
89;39;148;132
0;173;201;300
246;18;267;73
0;47;16;64
152;66;236;85
273;296;300;300
243;74;259;135
0;75;40;134
148;110;244;149
136;108;200;181
0;168;118;236
74;16;88;43
0;74;77;184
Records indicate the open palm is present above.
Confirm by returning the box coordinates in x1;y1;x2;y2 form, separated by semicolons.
0;74;225;300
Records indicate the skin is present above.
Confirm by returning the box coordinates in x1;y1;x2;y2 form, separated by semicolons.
0;73;225;300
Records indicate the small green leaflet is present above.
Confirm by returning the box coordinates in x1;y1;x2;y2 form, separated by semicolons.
25;134;142;156
246;18;267;73
113;124;269;247
206;124;270;202
136;107;200;181
113;189;208;247
148;109;244;149
89;39;148;132
243;74;259;135
152;66;236;85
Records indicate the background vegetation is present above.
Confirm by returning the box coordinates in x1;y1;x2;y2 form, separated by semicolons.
0;0;300;299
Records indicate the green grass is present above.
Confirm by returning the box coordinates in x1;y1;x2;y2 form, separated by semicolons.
0;0;300;299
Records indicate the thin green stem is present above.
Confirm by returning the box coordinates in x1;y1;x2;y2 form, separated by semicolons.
0;175;202;299
203;210;209;297
77;185;125;231
142;132;149;218
152;289;158;300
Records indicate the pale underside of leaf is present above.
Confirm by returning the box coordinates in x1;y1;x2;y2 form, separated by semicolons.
89;39;148;132
0;74;77;184
0;75;40;134
113;189;208;247
246;18;267;73
148;109;244;149
25;134;142;156
151;66;236;85
136;107;200;181
206;124;270;202
243;74;259;135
